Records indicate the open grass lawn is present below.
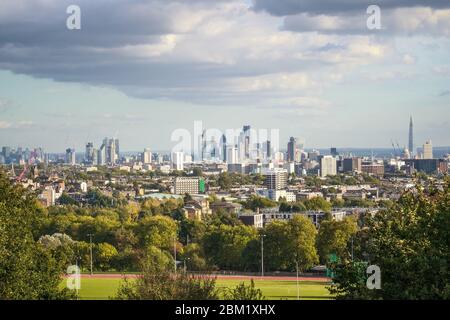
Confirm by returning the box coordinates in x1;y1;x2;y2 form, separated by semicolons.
67;277;333;300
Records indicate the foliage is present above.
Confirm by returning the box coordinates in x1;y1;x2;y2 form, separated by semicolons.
329;179;450;300
203;224;258;270
116;264;219;300
316;217;358;264
242;195;277;211
264;215;319;272
0;171;73;299
223;279;265;300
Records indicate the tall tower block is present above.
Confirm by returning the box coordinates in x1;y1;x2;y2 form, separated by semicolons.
408;116;414;158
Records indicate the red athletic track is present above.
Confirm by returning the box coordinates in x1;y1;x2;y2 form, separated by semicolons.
78;274;330;282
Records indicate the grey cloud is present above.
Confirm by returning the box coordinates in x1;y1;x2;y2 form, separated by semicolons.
0;0;189;48
282;6;450;36
252;0;450;16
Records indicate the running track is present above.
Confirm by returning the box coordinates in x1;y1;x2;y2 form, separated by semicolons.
79;274;330;282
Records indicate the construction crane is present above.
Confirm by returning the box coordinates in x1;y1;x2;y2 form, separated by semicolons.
391;140;398;157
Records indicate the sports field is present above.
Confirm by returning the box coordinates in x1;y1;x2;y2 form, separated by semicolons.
68;275;333;300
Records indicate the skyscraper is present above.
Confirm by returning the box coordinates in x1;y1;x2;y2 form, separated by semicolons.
243;125;251;159
98;143;106;165
287;137;297;162
221;134;227;162
143;148;152;164
65;148;76;166
331;147;338;157
172;151;184;171
226;145;239;164
265;140;271;159
85;142;94;163
423;140;433;159
409;116;414;158
319;155;337;177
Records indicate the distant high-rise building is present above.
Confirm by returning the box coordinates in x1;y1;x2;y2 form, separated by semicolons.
265;140;271;159
423;140;433;159
85;142;94;163
65;148;76;166
226;145;239;164
243;125;251;159
201;130;207;161
331;147;338;157
343;157;362;173
92;148;98;165
115;139;120;158
221;134;227;162
143;148;152;164
319;155;337;177
287;137;297;162
98;143;106;165
103;138;119;165
308;150;320;161
172;151;184;171
2;146;11;159
408;116;414;158
264;168;288;190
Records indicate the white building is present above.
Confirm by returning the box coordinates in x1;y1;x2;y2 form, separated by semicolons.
172;151;184;171
174;177;200;195
65;148;76;166
319;155;337;177
423;140;433;159
98;143;106;165
264;168;288;190
143;148;152;164
267;189;296;202
226;146;239;164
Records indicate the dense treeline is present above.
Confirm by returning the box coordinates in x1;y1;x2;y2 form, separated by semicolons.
330;177;450;300
32;198;356;273
5;168;447;300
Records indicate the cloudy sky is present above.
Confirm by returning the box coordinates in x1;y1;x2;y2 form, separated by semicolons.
0;0;449;152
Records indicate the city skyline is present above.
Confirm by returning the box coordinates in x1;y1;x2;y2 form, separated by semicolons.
0;0;450;151
1;116;448;155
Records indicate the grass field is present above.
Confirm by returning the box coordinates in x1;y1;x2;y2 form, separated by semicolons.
69;277;333;300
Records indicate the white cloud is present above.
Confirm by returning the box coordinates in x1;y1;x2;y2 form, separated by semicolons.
0;120;34;129
402;54;416;65
0;120;12;129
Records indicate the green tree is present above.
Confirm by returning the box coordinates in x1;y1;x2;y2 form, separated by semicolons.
223;279;265;300
264;221;292;271
242;195;277;211
264;216;319;272
182;243;209;271
95;242;119;270
302;197;331;212
116;264;219;300
329;179;450;299
288;215;319;272
203;224;258;270
316;217;358;264
0;171;73;299
218;172;232;190
135;215;178;251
